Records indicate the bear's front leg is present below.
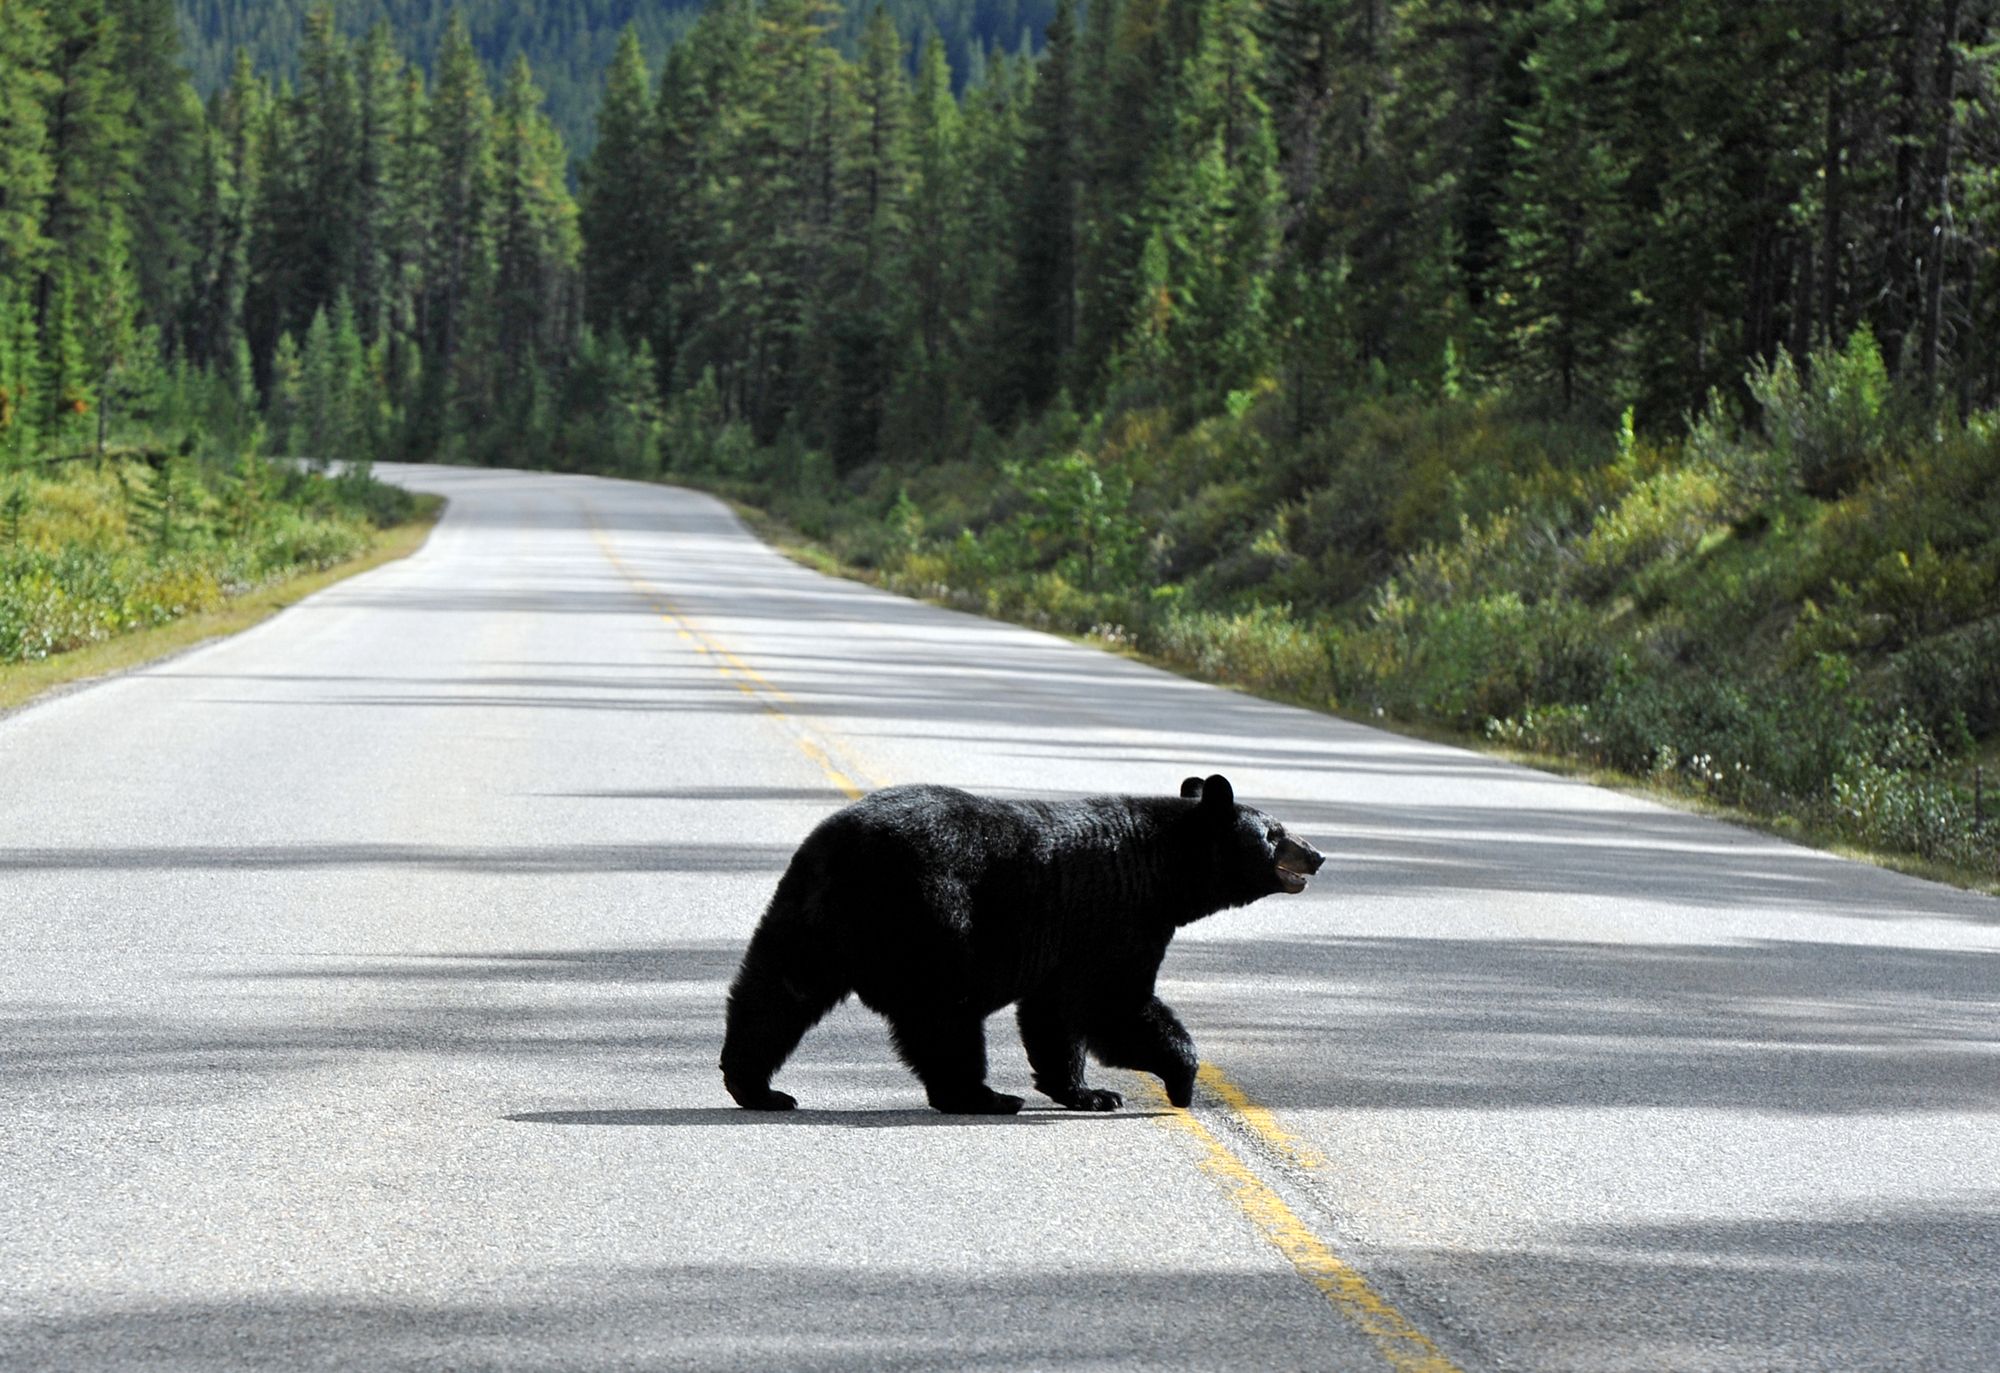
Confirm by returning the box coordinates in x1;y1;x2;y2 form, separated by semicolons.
1017;996;1122;1111
1087;996;1199;1108
886;1010;1024;1114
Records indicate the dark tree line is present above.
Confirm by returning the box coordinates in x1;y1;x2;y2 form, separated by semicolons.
174;0;1057;159
3;0;1999;478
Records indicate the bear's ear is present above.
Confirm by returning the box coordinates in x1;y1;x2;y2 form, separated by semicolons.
1198;773;1234;811
1180;777;1205;799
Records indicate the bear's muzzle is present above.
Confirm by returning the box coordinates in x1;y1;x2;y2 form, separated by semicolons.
1274;836;1325;893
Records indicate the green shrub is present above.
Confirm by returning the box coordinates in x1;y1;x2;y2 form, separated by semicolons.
1574;464;1731;599
254;510;370;572
1749;327;1894;497
1855;543;1996;645
1154;604;1332;700
1891;619;2000;743
1828;712;1976;862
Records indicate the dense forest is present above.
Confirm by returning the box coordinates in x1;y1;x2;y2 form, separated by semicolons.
3;0;1999;877
173;0;1055;156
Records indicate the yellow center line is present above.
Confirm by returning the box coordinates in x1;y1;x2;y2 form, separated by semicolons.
591;508;1457;1370
587;517;873;800
1139;1080;1466;1373
1197;1061;1328;1171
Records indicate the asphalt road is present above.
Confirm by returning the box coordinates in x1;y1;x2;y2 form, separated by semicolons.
3;463;1997;1371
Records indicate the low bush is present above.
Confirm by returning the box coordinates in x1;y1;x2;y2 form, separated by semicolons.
1153;604;1332;700
0;456;407;665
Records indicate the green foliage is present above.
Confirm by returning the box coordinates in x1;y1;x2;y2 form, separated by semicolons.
175;1;1057;161
1749;327;1895;497
1155;604;1330;700
0;456;399;664
1003;448;1142;590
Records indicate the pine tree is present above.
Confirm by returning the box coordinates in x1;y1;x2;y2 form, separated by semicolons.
267;327;303;454
580;27;661;351
1135;0;1282;410
997;0;1080;420
848;6;912;286
490;55;580;410
40;270;92;451
427;12;495;372
727;0;843;441
246;79;310;373
891;32;968;454
825;6;913;470
1494;0;1635;411
111;0;204;359
0;1;55;291
295;7;362;317
1072;0;1176;399
35;0;137;423
352;23;407;347
0;278;40;464
379;60;436;439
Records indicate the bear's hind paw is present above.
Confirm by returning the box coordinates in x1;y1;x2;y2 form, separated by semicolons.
726;1080;798;1111
928;1087;1025;1115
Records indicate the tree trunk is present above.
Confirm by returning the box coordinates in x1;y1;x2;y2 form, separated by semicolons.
1821;13;1847;348
1918;0;1964;389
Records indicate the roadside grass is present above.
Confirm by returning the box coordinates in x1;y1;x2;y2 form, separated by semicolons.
716;486;2000;898
0;494;442;715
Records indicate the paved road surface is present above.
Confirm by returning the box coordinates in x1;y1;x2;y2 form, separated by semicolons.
4;464;1997;1370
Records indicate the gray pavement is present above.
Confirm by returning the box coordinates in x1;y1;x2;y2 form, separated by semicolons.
2;463;1996;1370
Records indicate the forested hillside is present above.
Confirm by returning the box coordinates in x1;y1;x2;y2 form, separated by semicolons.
4;0;1999;879
173;0;1055;156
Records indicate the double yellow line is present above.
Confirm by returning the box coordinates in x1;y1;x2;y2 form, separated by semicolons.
589;517;873;801
1157;1066;1464;1373
591;513;1463;1372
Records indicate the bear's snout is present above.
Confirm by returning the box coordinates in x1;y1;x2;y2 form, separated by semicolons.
1273;836;1324;893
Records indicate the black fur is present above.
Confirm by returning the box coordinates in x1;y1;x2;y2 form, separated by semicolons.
719;773;1324;1114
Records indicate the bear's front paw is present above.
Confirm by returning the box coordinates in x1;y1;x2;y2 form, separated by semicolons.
1064;1087;1123;1112
929;1086;1026;1115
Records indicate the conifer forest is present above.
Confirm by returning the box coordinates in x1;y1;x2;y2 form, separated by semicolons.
3;0;2000;879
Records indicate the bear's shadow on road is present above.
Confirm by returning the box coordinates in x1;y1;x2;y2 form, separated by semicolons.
503;1106;1171;1129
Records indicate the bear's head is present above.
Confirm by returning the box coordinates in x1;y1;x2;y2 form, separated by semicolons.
1179;774;1325;905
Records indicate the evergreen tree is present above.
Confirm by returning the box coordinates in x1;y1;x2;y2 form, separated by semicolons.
0;1;55;291
1136;0;1282;411
112;0;204;358
891;32;968;455
352;23;407;347
490;55;580;411
0;278;40;463
580;27;661;352
34;0;137;423
1494;0;1635;411
427;12;495;373
997;0;1079;420
826;6;912;470
379;59;436;437
1071;0;1177;399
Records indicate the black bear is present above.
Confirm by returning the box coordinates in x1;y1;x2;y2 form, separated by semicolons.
719;774;1324;1114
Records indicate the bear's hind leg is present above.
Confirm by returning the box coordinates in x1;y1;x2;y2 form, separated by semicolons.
720;931;849;1111
1086;996;1198;1108
885;1010;1023;1115
1017;996;1120;1111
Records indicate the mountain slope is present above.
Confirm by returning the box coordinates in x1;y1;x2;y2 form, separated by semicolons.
174;0;1054;156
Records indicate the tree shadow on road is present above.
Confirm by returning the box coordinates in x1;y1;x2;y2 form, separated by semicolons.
0;1262;1372;1373
1166;933;2000;1114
